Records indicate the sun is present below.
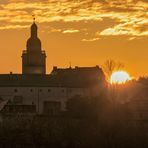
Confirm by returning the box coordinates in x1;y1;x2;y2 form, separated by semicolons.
110;71;131;84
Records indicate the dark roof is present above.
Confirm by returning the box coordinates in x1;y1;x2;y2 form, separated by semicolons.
50;66;105;87
0;66;105;87
0;74;53;87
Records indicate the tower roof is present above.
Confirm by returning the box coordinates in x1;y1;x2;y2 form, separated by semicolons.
30;21;38;38
31;15;37;31
31;22;37;31
26;21;41;52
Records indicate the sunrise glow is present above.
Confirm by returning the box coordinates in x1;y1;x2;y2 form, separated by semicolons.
110;71;131;84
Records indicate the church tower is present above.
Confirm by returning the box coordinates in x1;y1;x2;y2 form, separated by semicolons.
22;20;46;74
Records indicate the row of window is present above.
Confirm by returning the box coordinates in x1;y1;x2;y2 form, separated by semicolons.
2;105;36;113
14;89;65;93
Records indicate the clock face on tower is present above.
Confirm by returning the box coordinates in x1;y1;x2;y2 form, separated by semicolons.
22;21;46;75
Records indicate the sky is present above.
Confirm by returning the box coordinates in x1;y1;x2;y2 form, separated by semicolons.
0;0;148;78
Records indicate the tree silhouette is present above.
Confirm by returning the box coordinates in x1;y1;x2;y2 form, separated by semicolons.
102;59;124;81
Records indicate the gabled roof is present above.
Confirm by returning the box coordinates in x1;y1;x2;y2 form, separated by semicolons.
0;100;9;111
51;66;105;87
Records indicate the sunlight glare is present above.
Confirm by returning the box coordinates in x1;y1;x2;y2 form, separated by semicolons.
110;71;131;84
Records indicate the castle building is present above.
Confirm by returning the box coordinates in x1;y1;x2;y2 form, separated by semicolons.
0;21;106;115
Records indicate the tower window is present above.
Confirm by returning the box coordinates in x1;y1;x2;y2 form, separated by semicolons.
30;89;33;92
48;89;51;92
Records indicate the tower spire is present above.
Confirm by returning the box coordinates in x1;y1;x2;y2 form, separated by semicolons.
32;14;35;23
31;15;37;38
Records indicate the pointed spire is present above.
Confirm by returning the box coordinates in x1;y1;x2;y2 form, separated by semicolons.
32;14;36;23
26;16;41;52
31;15;37;38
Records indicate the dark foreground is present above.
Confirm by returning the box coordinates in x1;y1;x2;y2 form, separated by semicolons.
0;114;148;148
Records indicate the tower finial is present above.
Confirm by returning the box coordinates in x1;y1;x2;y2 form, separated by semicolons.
32;14;35;23
31;15;37;38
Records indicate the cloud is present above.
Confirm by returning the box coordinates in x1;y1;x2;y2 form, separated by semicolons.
99;24;137;36
62;29;80;34
0;24;29;30
82;37;100;42
99;18;148;36
0;0;147;38
49;28;62;33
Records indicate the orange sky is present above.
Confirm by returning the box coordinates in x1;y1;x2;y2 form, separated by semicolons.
0;0;148;78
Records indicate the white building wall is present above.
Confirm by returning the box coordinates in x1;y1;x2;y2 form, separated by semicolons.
0;87;96;114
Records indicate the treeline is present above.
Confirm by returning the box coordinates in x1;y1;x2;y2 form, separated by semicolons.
138;77;148;85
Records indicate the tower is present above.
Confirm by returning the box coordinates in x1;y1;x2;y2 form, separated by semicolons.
22;20;46;74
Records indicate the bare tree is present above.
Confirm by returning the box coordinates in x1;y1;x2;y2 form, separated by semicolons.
102;59;124;81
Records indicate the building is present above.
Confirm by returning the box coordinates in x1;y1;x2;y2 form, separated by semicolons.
22;21;46;74
0;21;106;115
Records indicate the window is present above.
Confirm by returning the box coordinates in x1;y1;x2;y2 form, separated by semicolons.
43;101;61;115
48;89;51;92
30;89;33;92
62;89;65;93
3;105;36;114
14;89;18;93
13;96;23;104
